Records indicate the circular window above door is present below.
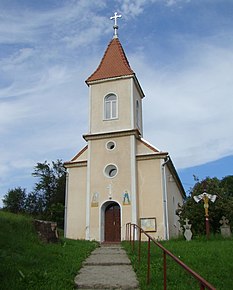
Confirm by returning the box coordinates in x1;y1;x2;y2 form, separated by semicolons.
104;164;118;178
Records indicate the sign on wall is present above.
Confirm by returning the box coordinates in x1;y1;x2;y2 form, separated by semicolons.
140;217;157;232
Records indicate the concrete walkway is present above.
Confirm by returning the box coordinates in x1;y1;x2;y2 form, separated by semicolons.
74;244;139;289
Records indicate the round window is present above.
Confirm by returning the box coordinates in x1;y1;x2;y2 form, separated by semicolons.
106;141;116;150
104;164;118;178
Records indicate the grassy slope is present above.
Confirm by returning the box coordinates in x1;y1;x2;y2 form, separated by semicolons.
0;211;98;290
123;236;233;290
1;211;232;289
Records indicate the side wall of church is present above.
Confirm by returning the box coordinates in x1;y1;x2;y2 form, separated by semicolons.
165;167;184;238
137;158;165;240
65;166;87;239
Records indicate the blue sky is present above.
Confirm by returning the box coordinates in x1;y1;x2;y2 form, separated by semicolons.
1;0;233;206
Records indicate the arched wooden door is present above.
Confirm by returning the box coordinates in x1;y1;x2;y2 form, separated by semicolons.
104;202;121;242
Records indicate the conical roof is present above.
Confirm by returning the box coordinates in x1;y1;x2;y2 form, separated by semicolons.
86;38;134;83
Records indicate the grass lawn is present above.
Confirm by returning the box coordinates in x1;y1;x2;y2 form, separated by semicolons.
1;211;232;289
0;211;98;290
122;236;233;290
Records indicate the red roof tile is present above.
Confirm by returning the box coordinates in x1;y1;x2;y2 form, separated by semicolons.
86;38;134;83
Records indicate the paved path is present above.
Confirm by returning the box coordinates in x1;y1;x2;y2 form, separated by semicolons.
74;244;139;289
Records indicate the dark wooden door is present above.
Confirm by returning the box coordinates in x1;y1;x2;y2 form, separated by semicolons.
105;203;121;242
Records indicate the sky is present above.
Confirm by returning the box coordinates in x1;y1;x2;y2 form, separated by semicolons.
1;0;233;206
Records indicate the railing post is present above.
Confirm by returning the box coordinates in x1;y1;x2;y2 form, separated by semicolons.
138;228;141;264
133;224;135;251
124;222;216;290
163;250;167;290
147;237;151;285
129;223;132;247
128;223;130;241
200;283;205;290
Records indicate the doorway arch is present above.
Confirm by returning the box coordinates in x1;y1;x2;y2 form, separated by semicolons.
101;201;121;242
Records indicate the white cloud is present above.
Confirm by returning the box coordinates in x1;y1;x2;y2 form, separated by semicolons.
132;38;233;168
118;0;146;16
117;0;189;17
165;0;190;6
0;1;109;47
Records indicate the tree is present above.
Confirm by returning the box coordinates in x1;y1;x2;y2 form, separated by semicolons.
2;187;26;213
2;160;66;227
177;176;233;236
32;159;66;223
24;191;44;216
220;175;233;197
50;203;65;228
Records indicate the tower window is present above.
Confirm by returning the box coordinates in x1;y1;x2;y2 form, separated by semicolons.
104;94;117;120
136;100;140;128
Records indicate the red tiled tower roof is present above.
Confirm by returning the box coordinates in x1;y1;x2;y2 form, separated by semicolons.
86;38;134;83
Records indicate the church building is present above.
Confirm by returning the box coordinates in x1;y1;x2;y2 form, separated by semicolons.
64;13;185;242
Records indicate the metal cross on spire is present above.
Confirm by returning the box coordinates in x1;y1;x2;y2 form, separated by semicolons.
110;12;122;38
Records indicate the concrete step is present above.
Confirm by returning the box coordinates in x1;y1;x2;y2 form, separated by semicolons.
74;245;139;289
83;247;131;266
75;265;139;289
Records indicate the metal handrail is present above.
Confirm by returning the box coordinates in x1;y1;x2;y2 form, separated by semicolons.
125;223;216;290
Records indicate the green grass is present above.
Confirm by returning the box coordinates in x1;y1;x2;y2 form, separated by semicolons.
122;236;233;290
2;211;232;290
0;211;98;290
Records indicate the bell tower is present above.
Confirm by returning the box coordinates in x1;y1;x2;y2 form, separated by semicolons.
85;13;144;137
82;13;144;240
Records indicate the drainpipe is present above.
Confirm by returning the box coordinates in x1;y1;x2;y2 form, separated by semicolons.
162;156;170;240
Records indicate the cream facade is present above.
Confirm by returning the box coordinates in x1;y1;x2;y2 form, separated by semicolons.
64;36;185;242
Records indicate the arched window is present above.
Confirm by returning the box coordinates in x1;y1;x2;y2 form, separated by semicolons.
104;94;117;120
136;100;142;129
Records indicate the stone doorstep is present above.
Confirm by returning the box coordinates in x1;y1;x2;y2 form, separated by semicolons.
91;247;125;254
101;242;121;247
